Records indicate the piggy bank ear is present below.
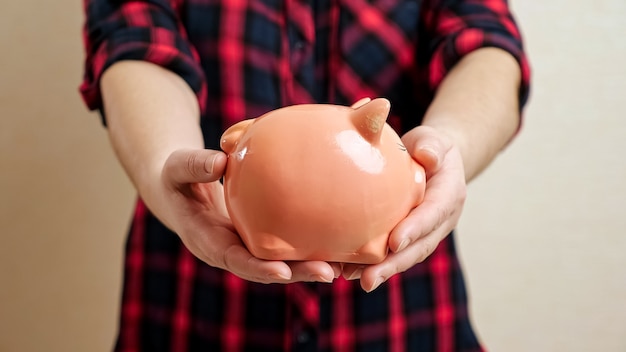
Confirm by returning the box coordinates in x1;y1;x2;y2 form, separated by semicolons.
351;98;391;145
220;119;254;154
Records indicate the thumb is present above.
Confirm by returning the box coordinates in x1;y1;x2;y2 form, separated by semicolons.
401;126;452;175
163;149;228;185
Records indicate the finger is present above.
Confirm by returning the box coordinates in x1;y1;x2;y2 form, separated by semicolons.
341;263;365;281
387;153;465;253
388;198;449;253
388;187;464;253
223;251;337;284
358;232;443;292
215;233;336;284
330;262;343;279
401;126;452;174
185;220;294;284
163;149;227;186
222;244;295;284
288;261;337;283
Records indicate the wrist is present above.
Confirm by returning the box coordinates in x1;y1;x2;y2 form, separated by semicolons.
420;48;521;181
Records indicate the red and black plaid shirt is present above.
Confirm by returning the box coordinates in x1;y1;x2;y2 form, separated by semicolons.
81;0;530;351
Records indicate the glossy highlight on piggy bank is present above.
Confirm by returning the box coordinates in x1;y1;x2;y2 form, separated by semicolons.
220;98;426;264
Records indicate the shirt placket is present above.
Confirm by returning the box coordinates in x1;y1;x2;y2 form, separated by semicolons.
286;283;320;351
281;0;316;104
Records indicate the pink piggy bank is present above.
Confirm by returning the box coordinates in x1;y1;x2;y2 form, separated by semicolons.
220;98;425;264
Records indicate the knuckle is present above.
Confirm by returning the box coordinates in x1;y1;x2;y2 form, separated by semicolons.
416;240;434;263
246;256;269;283
392;262;406;275
431;206;449;232
186;153;201;179
220;244;237;272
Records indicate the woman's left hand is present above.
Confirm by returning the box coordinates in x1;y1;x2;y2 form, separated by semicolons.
342;125;467;292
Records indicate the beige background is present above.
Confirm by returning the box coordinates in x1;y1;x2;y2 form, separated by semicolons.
1;0;624;351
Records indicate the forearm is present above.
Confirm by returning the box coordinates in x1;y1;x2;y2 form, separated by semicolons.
100;60;204;209
421;47;522;182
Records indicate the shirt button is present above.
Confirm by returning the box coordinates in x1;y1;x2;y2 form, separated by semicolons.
294;328;317;351
294;41;306;51
296;330;310;344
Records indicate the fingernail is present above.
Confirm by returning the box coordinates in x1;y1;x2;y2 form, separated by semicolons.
419;146;439;165
333;266;342;279
205;156;216;175
346;267;364;281
268;272;291;281
310;274;333;283
396;239;409;252
367;277;384;293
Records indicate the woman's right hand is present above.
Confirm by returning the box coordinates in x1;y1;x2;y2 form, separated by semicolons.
100;61;337;284
156;148;339;284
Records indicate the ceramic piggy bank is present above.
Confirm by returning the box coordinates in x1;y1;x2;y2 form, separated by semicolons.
220;98;425;264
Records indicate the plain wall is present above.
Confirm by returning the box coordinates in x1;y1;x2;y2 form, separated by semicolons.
1;0;624;351
0;1;135;351
457;1;626;351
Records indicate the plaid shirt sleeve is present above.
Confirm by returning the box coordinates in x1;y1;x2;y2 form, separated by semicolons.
421;0;531;107
79;0;207;115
